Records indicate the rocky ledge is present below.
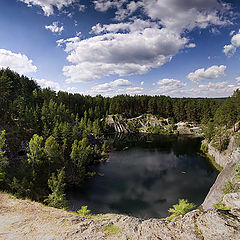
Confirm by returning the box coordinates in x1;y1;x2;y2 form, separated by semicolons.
0;192;240;240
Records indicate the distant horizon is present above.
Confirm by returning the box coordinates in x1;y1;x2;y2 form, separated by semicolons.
1;1;240;98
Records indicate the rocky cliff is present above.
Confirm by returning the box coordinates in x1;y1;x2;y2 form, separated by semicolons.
106;114;200;135
202;136;240;210
1;192;240;240
1;129;240;239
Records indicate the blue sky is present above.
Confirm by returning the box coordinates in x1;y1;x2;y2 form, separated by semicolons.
1;0;240;97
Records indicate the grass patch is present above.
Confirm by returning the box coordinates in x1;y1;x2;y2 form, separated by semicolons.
222;180;238;194
213;202;232;210
104;223;121;236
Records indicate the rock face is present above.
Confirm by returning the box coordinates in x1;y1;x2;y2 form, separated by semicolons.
1;192;240;240
202;136;240;210
223;193;240;208
106;114;200;134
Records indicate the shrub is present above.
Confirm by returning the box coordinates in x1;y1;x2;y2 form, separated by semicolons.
200;143;208;153
233;164;240;179
213;202;231;210
167;199;195;220
77;205;91;216
222;180;238;194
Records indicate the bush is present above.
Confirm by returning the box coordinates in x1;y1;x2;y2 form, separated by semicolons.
200;143;208;153
233;164;240;179
167;199;195;220
77;205;91;216
213;202;231;210
222;180;238;194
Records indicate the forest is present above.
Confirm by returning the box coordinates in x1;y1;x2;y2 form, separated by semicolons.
0;68;240;209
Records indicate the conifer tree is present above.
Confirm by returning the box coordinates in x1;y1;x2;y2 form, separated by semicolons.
45;168;68;209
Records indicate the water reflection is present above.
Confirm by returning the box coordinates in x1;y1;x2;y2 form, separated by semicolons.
68;135;218;219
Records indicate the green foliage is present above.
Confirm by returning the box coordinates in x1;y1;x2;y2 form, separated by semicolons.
44;168;68;209
200;143;208;153
203;121;215;142
10;177;31;198
104;223;121;236
222;180;238;194
27;134;44;170
0;130;9;184
167;199;195;220
77;205;91;216
44;135;60;167
211;127;230;152
213;202;232;210
233;164;240;179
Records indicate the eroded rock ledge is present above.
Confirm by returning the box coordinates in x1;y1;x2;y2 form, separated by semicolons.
1;192;240;240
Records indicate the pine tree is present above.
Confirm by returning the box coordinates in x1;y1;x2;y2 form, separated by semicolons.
44;168;68;209
27;134;44;176
44;136;61;173
0;130;9;184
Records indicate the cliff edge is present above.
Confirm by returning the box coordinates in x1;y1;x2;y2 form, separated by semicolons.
1;192;240;240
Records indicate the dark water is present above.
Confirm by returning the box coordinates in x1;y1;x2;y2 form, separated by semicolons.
68;134;218;219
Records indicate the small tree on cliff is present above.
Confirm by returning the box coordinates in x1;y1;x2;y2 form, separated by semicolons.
168;199;195;220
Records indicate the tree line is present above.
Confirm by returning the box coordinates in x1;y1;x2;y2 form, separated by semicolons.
0;68;225;208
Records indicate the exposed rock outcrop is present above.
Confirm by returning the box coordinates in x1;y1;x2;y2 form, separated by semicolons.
202;136;240;210
1;192;240;240
106;114;200;135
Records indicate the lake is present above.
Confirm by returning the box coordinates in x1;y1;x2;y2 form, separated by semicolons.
68;134;218;219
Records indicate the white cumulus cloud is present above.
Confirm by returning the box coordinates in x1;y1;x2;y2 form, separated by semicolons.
187;65;226;82
19;0;76;16
155;78;186;95
235;77;240;84
223;29;240;57
35;78;61;91
0;49;37;74
45;22;64;34
60;27;187;83
125;87;143;95
94;0;230;33
91;78;132;94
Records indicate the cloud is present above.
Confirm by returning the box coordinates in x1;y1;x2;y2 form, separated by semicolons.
90;19;159;34
223;29;240;57
35;78;61;91
235;77;240;84
155;78;186;95
19;0;76;16
35;78;78;93
45;22;64;34
59;27;187;82
91;79;132;94
59;0;231;83
0;49;37;74
187;65;226;82
94;0;230;33
154;81;237;98
66;87;77;92
186;43;196;48
125;87;143;95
